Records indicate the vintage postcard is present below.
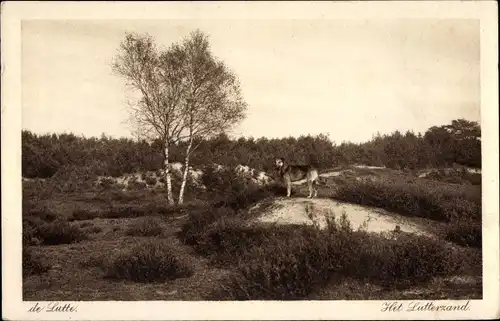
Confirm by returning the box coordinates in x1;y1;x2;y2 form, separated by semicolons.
2;1;499;320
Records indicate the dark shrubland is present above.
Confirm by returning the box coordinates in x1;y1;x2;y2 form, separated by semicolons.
23;211;88;246
334;177;481;222
445;222;482;248
182;211;465;300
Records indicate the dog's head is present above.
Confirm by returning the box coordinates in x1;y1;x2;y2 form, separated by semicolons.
274;158;285;169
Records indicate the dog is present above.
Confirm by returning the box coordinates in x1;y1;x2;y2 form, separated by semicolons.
274;157;320;198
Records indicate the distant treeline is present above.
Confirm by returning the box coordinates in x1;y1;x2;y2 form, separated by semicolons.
22;119;481;178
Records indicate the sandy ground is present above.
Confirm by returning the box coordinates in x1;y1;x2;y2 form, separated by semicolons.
254;198;432;237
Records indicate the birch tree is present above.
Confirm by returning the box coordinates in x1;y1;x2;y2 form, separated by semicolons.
176;30;247;204
112;33;187;204
112;30;246;205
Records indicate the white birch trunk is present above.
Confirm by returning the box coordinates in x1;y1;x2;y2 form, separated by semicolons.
164;144;175;205
178;140;193;205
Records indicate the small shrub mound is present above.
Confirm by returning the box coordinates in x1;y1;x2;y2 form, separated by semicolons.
445;222;482;248
69;208;100;221
36;220;88;245
23;247;49;277
179;206;236;247
79;254;107;268
86;226;103;234
24;208;58;222
126;217;164;237
23;216;46;246
106;241;194;283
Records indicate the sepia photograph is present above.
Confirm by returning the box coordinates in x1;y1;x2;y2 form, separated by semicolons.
2;1;499;320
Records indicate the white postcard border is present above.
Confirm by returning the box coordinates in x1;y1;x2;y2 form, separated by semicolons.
2;1;498;320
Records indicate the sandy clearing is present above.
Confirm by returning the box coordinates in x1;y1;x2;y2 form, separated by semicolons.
255;198;432;237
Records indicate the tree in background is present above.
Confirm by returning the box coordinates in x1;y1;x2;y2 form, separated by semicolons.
424;118;481;167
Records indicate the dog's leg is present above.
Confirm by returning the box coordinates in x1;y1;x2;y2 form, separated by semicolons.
307;179;313;198
285;176;292;197
313;180;318;198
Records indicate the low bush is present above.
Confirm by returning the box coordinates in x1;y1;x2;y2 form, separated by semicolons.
102;205;150;219
36;220;88;245
23;216;47;246
99;202;186;219
86;226;103;234
126;217;164;237
106;240;194;282
79;254;107;268
425;169;481;186
69;208;100;221
334;177;480;222
24;207;58;222
445;222;482;248
144;176;158;186
179;206;236;247
23;247;49;277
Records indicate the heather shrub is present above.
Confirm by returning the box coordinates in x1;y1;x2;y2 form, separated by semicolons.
425;169;481;186
24;207;58;222
127;179;147;191
213;217;458;300
355;233;450;286
23;206;60;244
179;206;236;246
69;208;100;221
23;216;47;246
334;177;480;222
36;220;88;245
51;165;97;192
202;165;277;211
100;202;187;219
106;241;194;282
144;176;157;186
102;205;151;219
23;247;49;277
445;222;482;248
86;226;103;234
126;217;164;237
97;177;116;189
79;253;108;268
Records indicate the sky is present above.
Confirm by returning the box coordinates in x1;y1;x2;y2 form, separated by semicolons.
22;19;480;143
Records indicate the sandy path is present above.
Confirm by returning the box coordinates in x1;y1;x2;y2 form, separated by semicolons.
254;198;432;237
